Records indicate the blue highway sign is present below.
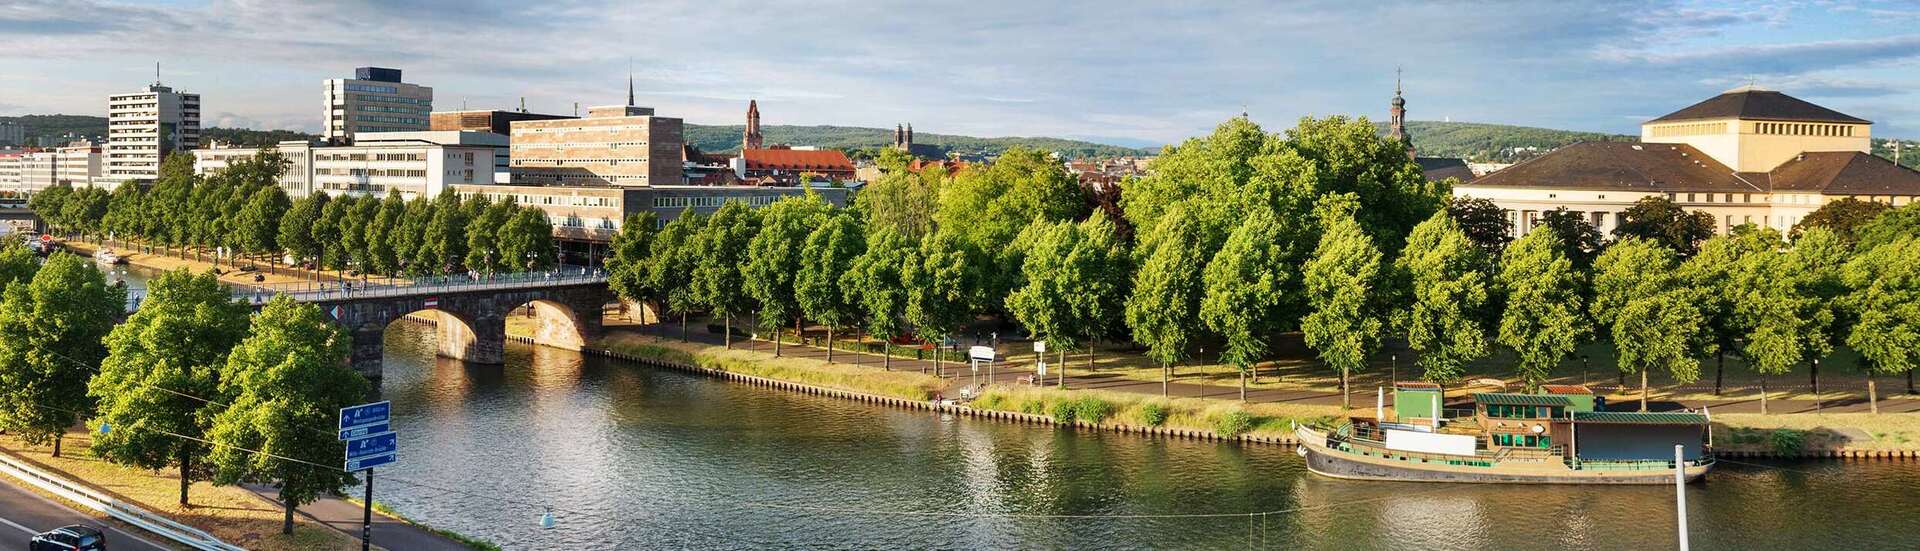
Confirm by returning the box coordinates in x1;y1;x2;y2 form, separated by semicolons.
346;432;398;461
339;401;391;432
339;422;391;441
345;452;396;472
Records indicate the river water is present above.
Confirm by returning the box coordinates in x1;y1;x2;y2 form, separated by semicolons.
107;263;1920;550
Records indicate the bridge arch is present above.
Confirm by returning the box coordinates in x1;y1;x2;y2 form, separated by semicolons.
315;277;612;380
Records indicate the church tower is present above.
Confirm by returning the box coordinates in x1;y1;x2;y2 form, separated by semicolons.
1388;68;1414;159
893;123;913;152
743;99;763;150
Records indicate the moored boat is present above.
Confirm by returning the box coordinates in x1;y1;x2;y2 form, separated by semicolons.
1296;383;1713;484
93;247;127;265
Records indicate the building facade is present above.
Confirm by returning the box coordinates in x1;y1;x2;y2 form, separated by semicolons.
193;133;493;200
324;67;432;142
508;105;683;187
430;109;574;136
107;83;199;183
0;142;106;194
0;121;22;147
452;182;850;263
1455;86;1920;237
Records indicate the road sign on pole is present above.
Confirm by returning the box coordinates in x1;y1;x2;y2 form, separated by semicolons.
339;401;396;551
345;432;398;461
339;401;390;431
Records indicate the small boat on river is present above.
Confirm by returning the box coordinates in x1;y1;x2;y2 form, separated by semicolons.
93;247;127;265
1295;383;1713;484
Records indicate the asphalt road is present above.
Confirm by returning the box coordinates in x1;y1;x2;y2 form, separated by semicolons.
0;478;172;551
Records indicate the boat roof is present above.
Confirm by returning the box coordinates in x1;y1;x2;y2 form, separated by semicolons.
1572;412;1709;425
1472;393;1575;407
1394;382;1441;390
1541;384;1594;395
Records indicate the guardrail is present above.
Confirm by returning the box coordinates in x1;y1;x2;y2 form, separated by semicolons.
0;451;246;551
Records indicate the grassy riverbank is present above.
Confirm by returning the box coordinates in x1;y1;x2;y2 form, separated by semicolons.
969;386;1342;439
0;431;367;551
593;331;948;401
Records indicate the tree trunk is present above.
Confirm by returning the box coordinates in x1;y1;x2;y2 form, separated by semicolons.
883;342;891;371
1869;374;1879;414
179;450;192;508
1341;365;1351;410
826;326;835;363
52;436;61;458
1056;347;1065;387
1240;369;1248;402
1811;361;1821;412
282;497;295;535
680;312;688;342
1760;375;1769;415
1639;369;1649;412
772;324;782;357
723;314;732;349
1714;352;1724;396
1908;368;1915;395
1161;362;1169;397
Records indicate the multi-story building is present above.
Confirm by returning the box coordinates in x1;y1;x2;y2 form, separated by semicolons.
0;121;22;147
363;130;509;181
193;133;493;200
508;105;683;187
430;109;573;136
452;182;849;264
323;67;432;143
0;152;23;193
107;82;199;183
1456;85;1920;237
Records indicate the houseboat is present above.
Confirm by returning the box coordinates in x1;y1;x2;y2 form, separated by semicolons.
1295;383;1713;484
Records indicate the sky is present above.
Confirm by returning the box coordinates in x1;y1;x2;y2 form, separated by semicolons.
3;0;1920;146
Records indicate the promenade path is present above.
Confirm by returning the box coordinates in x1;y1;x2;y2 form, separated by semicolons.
620;322;1920;414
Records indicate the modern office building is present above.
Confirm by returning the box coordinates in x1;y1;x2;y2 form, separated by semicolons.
107;82;199;183
193;132;493;200
430;109;574;136
508;105;683;187
0;152;22;193
323;67;433;142
0;141;106;194
193;140;315;197
365;130;510;180
1456;85;1920;237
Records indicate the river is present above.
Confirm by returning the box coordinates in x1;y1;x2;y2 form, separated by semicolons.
107;262;1920;550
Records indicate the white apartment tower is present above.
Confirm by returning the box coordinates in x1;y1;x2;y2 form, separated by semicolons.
324;67;432;143
107;81;199;183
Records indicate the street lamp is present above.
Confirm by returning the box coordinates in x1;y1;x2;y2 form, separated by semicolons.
1581;354;1590;387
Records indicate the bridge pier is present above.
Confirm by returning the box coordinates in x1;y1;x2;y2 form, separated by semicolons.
303;276;613;381
350;326;387;381
438;311;505;364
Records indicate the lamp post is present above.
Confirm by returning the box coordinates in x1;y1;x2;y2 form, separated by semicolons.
1581;354;1590;387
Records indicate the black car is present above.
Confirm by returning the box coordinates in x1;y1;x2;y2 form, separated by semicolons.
29;525;106;550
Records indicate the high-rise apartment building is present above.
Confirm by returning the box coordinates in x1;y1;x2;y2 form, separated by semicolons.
323;67;433;143
107;82;199;183
0;121;23;147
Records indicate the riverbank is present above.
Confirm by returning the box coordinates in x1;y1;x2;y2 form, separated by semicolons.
0;431;363;551
506;318;1920;457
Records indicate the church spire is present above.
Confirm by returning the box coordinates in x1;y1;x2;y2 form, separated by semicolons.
627;74;635;106
743;99;764;150
1388;67;1414;159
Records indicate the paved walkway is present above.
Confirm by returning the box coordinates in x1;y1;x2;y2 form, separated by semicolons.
625;322;1920;414
247;483;470;551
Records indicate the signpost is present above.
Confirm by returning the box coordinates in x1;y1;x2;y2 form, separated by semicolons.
1034;341;1047;377
969;346;996;387
339;401;396;551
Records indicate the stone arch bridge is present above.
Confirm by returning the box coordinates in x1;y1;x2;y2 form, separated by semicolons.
233;272;613;380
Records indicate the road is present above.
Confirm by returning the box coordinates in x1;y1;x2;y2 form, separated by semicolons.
0;478;172;551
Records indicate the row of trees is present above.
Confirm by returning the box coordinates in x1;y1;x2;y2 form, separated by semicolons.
0;248;366;534
609;115;1920;411
27;151;558;277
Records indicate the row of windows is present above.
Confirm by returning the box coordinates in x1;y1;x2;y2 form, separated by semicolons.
511;141;651;150
352;125;422;133
553;214;618;230
1492;434;1551;449
356;104;429;115
1755;122;1854;137
1649;122;1725;137
315;152;426;162
354;114;424;125
516;158;651;166
343;83;399;94
652;195;780;209
349;94;430;106
315;168;428;178
516;125;657;134
1486;405;1558;419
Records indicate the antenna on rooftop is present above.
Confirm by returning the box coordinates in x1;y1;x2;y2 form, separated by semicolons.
153;61;161;86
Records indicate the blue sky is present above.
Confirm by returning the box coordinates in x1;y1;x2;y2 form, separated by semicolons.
3;0;1919;145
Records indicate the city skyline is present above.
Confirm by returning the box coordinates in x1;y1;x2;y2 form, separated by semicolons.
4;1;1920;146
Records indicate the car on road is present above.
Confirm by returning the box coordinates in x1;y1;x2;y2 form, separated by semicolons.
29;525;107;550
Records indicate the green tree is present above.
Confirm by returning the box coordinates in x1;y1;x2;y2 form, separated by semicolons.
842;226;914;370
691;202;761;348
394;195;434;276
1126;205;1223;395
0;254;125;456
340;195;378;276
88;269;249;506
1678;231;1769;394
1200;209;1302;399
857;163;944;241
497;206;555;271
1792;227;1852;405
1725;228;1826;414
650;211;707;340
1593;237;1707;410
312;194;349;273
463;196;514;274
1843;237;1920;413
0;239;40;295
1394;211;1493;385
1300;197;1384;409
1533;207;1605;269
233;186;290;267
1794;198;1892;243
1613;196;1715;256
606;211;659;313
1008;221;1084;384
207;296;369;535
1854;202;1920;250
797;212;866;362
366;191;406;276
904;230;984;375
28;185;73;232
1496;229;1588;392
1447;196;1513;258
415;190;471;275
934;147;1088;308
744;194;830;355
279;193;328;271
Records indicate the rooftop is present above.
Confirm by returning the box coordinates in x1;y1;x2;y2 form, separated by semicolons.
1464;142;1757;192
742;148;855;172
1572;411;1710;425
1648;86;1869;125
1472;393;1575;407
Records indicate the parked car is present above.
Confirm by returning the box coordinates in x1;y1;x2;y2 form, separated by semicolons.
30;525;107;550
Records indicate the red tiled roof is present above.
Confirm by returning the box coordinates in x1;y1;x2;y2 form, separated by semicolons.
741;148;853;172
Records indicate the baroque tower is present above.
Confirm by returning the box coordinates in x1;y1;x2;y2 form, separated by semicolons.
1388;68;1414;159
743;99;764;150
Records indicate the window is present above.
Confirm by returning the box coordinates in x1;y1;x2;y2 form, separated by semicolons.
1685;193;1695;202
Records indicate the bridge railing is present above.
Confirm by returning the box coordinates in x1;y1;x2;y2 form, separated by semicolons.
230;266;608;303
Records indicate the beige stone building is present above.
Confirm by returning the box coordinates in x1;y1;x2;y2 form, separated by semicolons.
1456;85;1920;237
507;105;683;187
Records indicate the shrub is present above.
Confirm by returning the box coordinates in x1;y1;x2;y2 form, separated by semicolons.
1050;399;1079;424
1019;397;1048;416
1073;397;1113;424
1214;409;1254;438
1138;402;1169;427
1770;429;1806;456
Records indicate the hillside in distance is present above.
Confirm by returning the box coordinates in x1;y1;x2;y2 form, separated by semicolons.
684;124;1152;159
0;115;316;148
1378;120;1634;162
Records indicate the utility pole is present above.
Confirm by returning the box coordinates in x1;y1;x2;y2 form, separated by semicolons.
1675;444;1690;551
